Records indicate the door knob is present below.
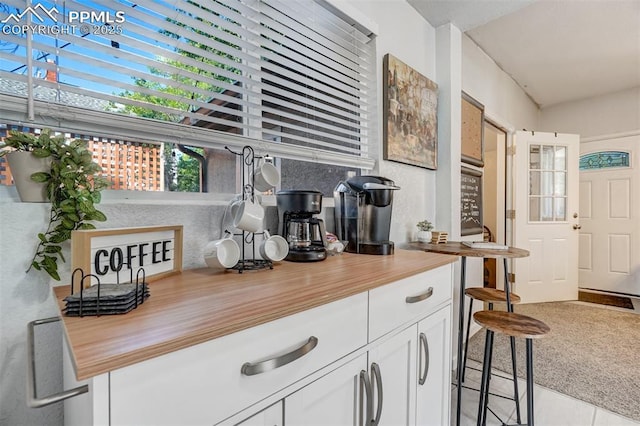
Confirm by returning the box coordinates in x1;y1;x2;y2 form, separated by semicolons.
573;224;582;230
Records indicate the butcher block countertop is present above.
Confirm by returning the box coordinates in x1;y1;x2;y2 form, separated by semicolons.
54;249;457;381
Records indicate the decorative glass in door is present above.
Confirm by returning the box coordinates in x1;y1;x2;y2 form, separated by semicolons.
529;144;567;221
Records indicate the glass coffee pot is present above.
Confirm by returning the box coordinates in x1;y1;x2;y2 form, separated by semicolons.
276;190;327;262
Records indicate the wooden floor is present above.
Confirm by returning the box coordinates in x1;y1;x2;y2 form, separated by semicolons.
578;290;635;309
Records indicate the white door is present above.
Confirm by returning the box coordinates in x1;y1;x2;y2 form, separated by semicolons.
285;354;367;426
416;305;451;426
579;136;639;296
513;131;580;303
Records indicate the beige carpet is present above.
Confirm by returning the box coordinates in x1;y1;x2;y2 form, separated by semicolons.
465;302;640;421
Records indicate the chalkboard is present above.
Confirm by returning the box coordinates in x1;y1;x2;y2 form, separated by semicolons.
461;167;483;236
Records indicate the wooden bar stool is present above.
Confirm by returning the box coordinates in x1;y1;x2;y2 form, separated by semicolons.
462;287;522;422
473;311;550;426
462;288;521;380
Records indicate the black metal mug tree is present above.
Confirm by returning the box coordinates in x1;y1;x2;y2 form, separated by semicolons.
224;145;273;273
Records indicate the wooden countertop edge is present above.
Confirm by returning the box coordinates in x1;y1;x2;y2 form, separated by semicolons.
55;250;457;380
404;241;530;258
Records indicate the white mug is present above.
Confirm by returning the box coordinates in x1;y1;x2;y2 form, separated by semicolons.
232;198;264;233
259;231;289;262
251;161;280;192
203;236;240;269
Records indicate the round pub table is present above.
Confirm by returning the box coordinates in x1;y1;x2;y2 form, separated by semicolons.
406;241;529;426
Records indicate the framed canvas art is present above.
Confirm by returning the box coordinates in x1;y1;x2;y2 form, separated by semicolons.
383;54;438;170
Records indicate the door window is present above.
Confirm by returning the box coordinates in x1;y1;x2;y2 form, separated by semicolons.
579;151;630;170
529;144;568;221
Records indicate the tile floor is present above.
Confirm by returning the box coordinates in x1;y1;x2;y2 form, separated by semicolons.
452;360;640;426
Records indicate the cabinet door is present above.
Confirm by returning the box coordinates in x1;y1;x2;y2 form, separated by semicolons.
285;354;367;426
416;305;451;426
368;325;417;426
235;401;282;426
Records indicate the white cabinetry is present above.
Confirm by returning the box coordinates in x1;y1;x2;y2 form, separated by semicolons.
235;402;282;426
416;305;452;426
110;292;367;425
63;264;453;426
285;354;368;425
369;263;452;341
368;325;418;425
285;303;451;426
367;263;452;425
285;263;453;426
365;304;452;426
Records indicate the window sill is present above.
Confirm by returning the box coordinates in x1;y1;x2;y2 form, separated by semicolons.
1;187;334;208
101;189;237;206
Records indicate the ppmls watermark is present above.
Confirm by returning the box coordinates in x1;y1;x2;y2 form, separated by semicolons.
1;4;125;36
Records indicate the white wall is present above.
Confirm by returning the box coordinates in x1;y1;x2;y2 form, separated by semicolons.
539;87;640;138
0;200;63;425
435;24;463;239
483;136;498;239
462;34;539;132
354;0;440;243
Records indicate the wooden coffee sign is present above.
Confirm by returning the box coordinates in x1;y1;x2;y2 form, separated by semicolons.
72;225;183;287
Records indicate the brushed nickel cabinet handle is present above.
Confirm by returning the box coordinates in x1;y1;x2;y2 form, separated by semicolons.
241;336;318;376
359;369;373;426
371;362;383;426
418;332;430;386
27;317;89;408
405;287;434;304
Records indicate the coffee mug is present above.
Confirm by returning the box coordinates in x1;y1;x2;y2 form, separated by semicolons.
203;236;240;269
259;231;289;262
232;198;264;233
251;161;280;192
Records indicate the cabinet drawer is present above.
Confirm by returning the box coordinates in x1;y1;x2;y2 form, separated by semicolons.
109;292;368;425
369;264;452;341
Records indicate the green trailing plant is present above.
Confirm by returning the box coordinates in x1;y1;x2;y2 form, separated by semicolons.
416;220;433;232
0;129;110;280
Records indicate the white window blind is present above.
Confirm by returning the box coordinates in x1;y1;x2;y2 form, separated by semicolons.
0;0;376;168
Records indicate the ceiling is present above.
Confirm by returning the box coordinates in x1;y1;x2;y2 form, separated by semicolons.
407;0;640;108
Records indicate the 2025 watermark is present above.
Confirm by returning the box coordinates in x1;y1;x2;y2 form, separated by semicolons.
1;4;125;36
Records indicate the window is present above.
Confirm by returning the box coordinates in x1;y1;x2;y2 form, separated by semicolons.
579;151;630;170
0;0;375;195
528;144;567;221
0;124;167;191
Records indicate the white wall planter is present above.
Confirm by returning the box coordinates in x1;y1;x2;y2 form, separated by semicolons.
417;230;432;243
6;151;50;202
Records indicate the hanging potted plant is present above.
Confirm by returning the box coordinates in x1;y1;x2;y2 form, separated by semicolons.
416;219;434;243
0;129;110;280
0;130;54;202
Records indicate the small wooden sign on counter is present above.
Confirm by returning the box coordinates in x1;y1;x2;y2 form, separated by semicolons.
71;225;183;287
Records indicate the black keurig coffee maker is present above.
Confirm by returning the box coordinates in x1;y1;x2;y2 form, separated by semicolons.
334;176;400;255
276;190;328;262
